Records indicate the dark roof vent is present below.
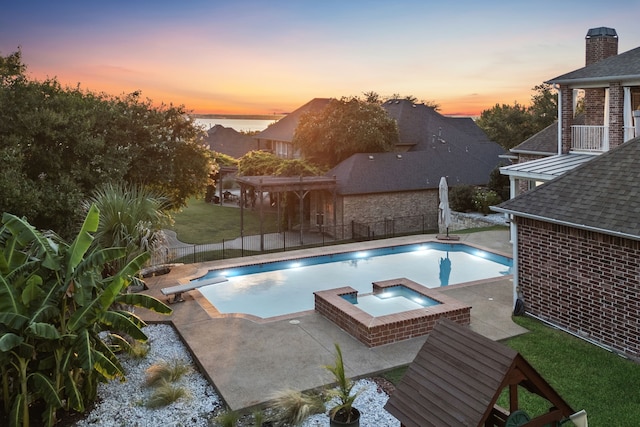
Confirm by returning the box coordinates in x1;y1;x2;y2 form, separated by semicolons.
586;27;617;38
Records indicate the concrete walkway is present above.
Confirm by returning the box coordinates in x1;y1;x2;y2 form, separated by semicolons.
141;229;528;411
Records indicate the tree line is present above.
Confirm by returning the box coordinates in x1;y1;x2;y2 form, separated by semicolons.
0;51;213;239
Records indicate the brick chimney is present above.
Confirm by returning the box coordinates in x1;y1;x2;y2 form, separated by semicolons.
583;28;619;131
585;27;618;66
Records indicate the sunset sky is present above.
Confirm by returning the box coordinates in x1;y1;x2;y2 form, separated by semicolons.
2;1;639;117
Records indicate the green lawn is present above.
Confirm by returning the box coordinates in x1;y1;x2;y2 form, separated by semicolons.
383;316;640;425
500;316;640;425
170;198;279;244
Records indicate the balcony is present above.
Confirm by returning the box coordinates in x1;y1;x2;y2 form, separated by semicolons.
571;125;637;153
571;125;608;152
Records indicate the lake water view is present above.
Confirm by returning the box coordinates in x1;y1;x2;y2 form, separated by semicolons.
194;117;279;133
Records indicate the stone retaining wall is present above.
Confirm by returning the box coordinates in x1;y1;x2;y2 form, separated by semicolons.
443;212;508;233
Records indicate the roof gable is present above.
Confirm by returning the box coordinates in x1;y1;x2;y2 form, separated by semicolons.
205;125;257;158
253;98;331;142
495;137;640;239
384;318;574;427
511;115;584;156
382;100;495;151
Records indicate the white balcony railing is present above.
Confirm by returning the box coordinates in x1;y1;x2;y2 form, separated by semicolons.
571;125;608;152
624;126;636;142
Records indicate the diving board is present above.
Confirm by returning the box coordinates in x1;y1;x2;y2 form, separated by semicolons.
161;276;228;303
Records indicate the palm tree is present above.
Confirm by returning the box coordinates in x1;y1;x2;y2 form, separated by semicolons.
83;182;173;273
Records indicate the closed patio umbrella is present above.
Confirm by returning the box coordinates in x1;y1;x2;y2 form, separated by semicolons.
439;176;452;237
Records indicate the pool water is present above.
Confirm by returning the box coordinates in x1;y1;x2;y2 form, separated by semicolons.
196;242;511;318
343;286;441;317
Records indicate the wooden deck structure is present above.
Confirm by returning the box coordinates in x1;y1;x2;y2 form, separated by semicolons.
235;175;337;249
384;318;576;426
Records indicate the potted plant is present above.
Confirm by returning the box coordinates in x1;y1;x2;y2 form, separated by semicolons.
324;343;362;427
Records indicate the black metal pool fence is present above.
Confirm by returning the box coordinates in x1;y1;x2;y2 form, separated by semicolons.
150;214;438;265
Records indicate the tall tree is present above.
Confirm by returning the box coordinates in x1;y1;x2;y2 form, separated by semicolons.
0;51;212;237
476;84;558;150
293;97;399;168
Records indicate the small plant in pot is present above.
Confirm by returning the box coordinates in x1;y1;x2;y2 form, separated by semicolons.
324;343;362;427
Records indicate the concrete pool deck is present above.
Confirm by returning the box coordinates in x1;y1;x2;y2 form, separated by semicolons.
140;229;528;411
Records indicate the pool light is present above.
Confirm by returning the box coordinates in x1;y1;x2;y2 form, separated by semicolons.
355;251;369;259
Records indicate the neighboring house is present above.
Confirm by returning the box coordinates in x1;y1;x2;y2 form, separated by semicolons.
253;98;331;158
248;98;504;234
322;141;504;234
204;125;258;159
501;27;640;199
382;99;497;153
255;97;496;159
493;136;640;360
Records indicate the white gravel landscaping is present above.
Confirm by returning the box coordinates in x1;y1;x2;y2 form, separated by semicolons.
74;323;400;427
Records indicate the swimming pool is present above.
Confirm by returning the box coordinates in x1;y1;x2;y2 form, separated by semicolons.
194;242;511;318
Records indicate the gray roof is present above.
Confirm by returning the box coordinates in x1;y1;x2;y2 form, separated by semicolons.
381;100;495;151
511;115;584;156
494;137;640;239
546;46;640;85
204;125;258;158
253;98;331;143
327;140;505;195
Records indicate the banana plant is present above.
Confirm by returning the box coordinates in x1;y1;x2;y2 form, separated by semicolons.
0;205;172;427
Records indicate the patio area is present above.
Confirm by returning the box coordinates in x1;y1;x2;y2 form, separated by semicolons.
139;229;527;411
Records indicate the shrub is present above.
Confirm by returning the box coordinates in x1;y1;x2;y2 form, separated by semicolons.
214;409;240;427
145;382;190;408
270;388;326;426
145;359;192;387
472;189;502;215
449;185;475;212
488;166;510;201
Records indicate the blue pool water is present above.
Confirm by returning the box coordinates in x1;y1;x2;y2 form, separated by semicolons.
342;286;441;317
196;243;511;318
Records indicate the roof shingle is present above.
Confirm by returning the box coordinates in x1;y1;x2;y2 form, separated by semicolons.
495;138;640;239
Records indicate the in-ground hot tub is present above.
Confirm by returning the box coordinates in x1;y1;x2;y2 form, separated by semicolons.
314;278;471;347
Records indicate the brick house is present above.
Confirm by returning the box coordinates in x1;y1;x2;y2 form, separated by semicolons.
493;137;640;360
493;27;640;360
323;141;504;236
501;27;640;199
249;98;504;234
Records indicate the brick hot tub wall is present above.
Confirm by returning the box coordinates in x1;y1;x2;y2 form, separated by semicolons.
314;278;471;347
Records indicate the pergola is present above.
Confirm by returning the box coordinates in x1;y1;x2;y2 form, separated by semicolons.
234;175;337;250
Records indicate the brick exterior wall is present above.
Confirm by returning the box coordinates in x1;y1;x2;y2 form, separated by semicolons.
584;87;606;126
560;84;574;154
342;190;438;224
330;190;439;233
608;82;624;149
516;217;640;360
